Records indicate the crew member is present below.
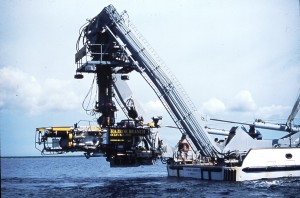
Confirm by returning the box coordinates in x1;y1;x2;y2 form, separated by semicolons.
178;134;190;162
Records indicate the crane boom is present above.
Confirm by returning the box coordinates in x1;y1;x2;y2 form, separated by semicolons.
287;92;300;130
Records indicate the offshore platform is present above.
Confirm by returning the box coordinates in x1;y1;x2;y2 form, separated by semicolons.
36;5;300;180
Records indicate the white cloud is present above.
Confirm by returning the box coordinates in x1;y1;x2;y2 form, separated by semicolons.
202;97;226;115
201;90;295;123
202;90;258;116
228;90;257;112
255;104;291;120
0;67;81;115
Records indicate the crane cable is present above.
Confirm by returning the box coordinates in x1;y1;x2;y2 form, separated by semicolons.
82;75;97;116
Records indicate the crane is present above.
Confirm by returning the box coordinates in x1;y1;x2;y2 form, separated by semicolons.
74;4;221;158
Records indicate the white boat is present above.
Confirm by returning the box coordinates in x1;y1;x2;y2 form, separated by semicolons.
167;148;300;181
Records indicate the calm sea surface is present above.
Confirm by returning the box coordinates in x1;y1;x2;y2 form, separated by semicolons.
1;156;299;197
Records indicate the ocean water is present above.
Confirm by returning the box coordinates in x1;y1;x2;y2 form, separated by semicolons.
1;156;299;198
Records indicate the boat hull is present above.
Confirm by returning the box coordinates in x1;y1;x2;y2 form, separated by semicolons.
167;148;300;181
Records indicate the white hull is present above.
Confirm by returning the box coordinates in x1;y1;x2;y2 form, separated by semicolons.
167;148;300;181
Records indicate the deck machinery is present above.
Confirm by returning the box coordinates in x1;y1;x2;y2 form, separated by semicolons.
36;5;300;175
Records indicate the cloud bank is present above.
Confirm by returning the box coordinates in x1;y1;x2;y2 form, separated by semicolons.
228;90;257;112
202;90;292;121
202;98;226;115
0;67;81;115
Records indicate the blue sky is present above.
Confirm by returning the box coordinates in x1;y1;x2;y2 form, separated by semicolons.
0;0;299;156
